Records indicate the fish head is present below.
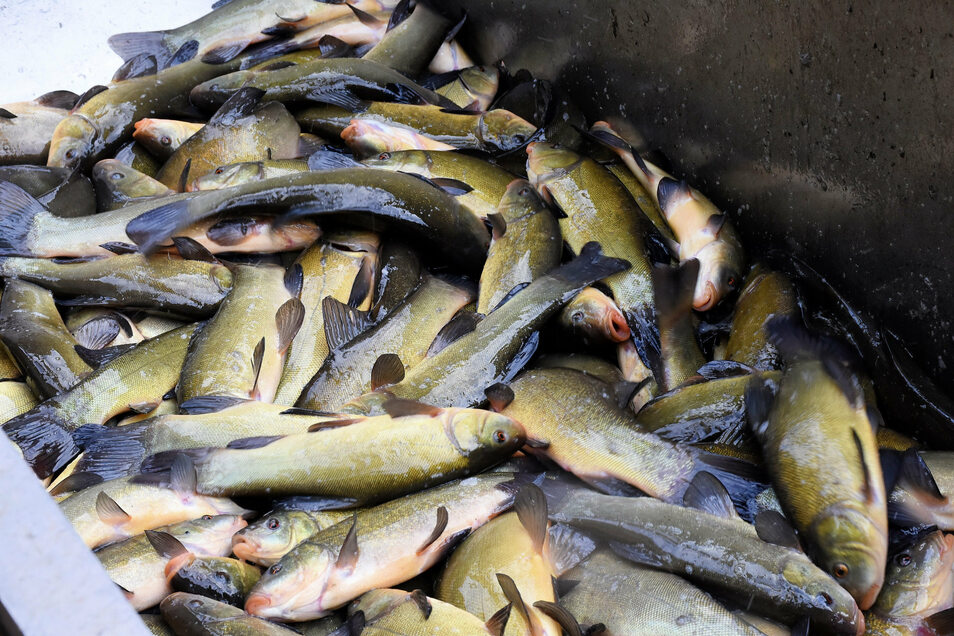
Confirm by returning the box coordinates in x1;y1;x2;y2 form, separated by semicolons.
177;514;248;553
47;115;97;169
92;159;163;198
449;409;526;460
161;592;235;624
873;530;954;618
497;178;548;220
203;216;320;252
811;504;888;610
478;109;537;152
191;162;266;191
132;118;195;154
693;239;743;311
458;65;500;110
525;142;581;201
189;75;248;111
232;511;314;566
781;555;865;635
245;542;336;621
361;149;420;172
560;287;631;344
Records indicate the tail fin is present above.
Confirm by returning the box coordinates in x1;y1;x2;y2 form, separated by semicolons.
73;424;148;482
652;259;699;332
107;31;174;65
0;182;49;256
551;242;629;287
135;447;213;478
3;403;79;479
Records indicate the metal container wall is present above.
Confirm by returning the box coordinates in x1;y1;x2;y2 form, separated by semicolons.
445;0;954;388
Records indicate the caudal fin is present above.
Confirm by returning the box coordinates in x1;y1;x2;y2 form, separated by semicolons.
108;30;174;65
3;403;79;479
0;182;49;256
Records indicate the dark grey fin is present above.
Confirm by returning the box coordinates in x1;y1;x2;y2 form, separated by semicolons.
426;312;481;357
0;181;49;256
112;53;157;82
284;263;304;297
307;418;363;432
583;624;608;636
73;431;148;483
495;574;530;626
898;449;944;500
491;283;530;312
386;0;412;30
226;435;283;449
322;296;372;351
624;304;662;381
201;41;251;65
484;383;514;412
128;400;160;414
485;603;512;636
551;206;568;219
925;608;954;634
125;198;190;253
683;471;740;520
548;523;596;577
250;337;266;395
608;540;668;570
107;31;170;63
584;126;632;152
172;236;217;262
407;589;432;619
179;395;249;414
744;375;775;440
416;506;448;554
260;25;296;37
74;343;136;368
790;617;810;636
49;471;104;496
136;447;212;475
555;578;580;598
652;257;699;336
177;158;192;193
0;108;16;119
645;230;674;265
515;484;549;553
428;178;474;196
276;298;306;354
533;601;582;636
335;513;360;574
501;330;540;384
487;213;507;240
692;452;766;509
704;214;727;239
317;34;353;58
880;448;904;495
279;406;340;416
696;359;754;379
259;59;297;71
754;510;802;550
1;404;79;478
73;316;121;349
169;453;198;495
346;4;383;26
145;530;189;560
866;404;884;435
525;437;551;450
95;491;131;524
35;90;80;110
209;87;266;125
370;353;404;390
577;475;641;497
72;85;109;110
168;40;199;67
348;257;375;308
309;88;363;111
71;426;105;450
100;241;139;254
307;150;363;171
852;428;876;503
443;11;467;42
655;178;690;213
421;69;464;90
327;611;365;636
382;398;442;418
613;379;651;410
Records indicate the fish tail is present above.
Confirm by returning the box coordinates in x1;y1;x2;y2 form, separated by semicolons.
0;182;49;256
551;242;630;287
73;425;148;482
107;30;175;65
3;403;79;479
652;259;700;330
135;447;213;479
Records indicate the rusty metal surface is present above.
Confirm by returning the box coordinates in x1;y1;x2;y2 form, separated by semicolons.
447;0;954;389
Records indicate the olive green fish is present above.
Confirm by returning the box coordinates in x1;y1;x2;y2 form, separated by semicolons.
189;159;309;191
133;118;204;158
725;265;798;370
557;286;631;344
0;164;96;218
370;239;422;321
652;259;706;391
92;159;175;211
170;555;261;606
362;2;451;77
887;450;954;530
353;588;511;636
0;381;37;425
0;90;78;165
341;118;455;157
160;592;301;635
232;508;353;567
435;65;500;111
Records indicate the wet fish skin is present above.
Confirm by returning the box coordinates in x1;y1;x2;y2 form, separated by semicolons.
435;65;500;111
232;509;353;567
132;118;204;158
353;588;507;635
0;381;38;426
189;159;309;191
160;592;301;635
725;265;798;370
558;286;631;345
363;2;452;77
0;164;96;218
92;159;175;210
170;555;262;606
0;92;76;165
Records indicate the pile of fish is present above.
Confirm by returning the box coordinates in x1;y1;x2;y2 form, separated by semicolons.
3;1;954;634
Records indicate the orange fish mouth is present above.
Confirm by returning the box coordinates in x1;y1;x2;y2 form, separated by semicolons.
245;592;273;617
231;535;260;562
604;310;632;343
693;281;716;311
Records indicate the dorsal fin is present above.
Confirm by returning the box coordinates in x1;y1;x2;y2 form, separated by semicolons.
754;510;802;550
73;315;121;350
209;87;266;125
485;603;512;636
533;601;583;636
386;0;412;31
276;298;306;354
495;573;530;626
335;513;360;574
35;90;80;110
178;395;248;414
95;491;131;524
73;85;109;110
346;3;383;26
112;53;157;82
682;471;740;520
171;236;216;262
0;108;18;119
370;353;404;390
49;471;104;496
250;337;265;397
416;506;448;555
322;296;372;351
75;343;135;369
408;589;432;618
484;383;514;412
382;398;441;418
898;449;944;500
284;263;304;297
426;312;481;357
515;484;548;553
348;256;375;308
547;524;596;577
744;375;776;440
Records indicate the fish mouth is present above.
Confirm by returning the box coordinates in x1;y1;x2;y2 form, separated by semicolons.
693;281;716;311
853;606;866;635
231;534;261;563
856;581;882;612
245;592;274;617
603;310;632;343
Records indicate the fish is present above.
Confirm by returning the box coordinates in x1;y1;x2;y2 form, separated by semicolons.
92;159;175;211
560;549;763;635
605;162;677;244
169;555;262;606
155;88;301;190
136;404;525;501
68;309;145;349
58;463;248;549
232;508;353;567
341;118;456;156
108;0;398;68
161;592;300;634
114;141;162;177
533;352;625;386
177;264;304;404
433;65;501;111
0;253;232;319
132;118;204;158
189;159;309;191
558;286;631;344
362;2;453;77
348;242;628;410
244;473;528;621
122;169;489;275
296;274;474;411
725;265;798;370
588;121;745;311
547;474;864;634
97;514;246;611
3;324;197;479
477;179;562;315
353;588;511;636
429;40;476;74
273;233;379;405
0;279;91;398
886;449;954;530
0;381;38;426
746;318;888;609
0;90;78;165
0;164;97;218
652;259;706;391
369;239;422;321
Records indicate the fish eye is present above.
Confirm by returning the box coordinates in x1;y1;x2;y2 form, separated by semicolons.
269;563;282;575
188;599;203;609
896;553;912;567
215;167;224;174
266;518;280;530
816;592;833;606
215;571;229;582
160;135;172;146
378;152;391;160
518;186;531;196
493;429;508;444
65;149;76;159
571;310;584;323
832;563;849;578
202;515;213;520
513;134;526;144
727;275;738;289
110;172;124;180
